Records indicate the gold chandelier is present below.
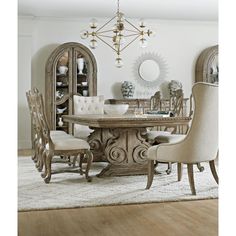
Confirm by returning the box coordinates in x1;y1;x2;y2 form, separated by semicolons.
80;0;155;68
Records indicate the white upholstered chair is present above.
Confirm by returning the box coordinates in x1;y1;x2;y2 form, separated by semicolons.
146;82;218;195
146;89;190;174
73;95;104;139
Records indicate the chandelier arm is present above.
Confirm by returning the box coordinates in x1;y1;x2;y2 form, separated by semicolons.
125;29;140;33
95;35;118;53
95;16;117;33
120;34;140;52
124;19;142;33
124;33;141;37
96;29;115;35
96;35;113;38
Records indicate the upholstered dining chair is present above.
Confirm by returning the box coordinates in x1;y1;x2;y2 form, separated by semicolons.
73;95;105;139
27;89;93;183
145;82;218;195
26;89;70;171
147;88;191;174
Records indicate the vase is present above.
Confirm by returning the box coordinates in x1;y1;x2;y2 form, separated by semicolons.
121;81;135;99
82;90;88;96
168;80;182;96
58;117;63;127
77;58;84;75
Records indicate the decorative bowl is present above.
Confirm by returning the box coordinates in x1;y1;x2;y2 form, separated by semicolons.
82;82;88;86
104;104;129;116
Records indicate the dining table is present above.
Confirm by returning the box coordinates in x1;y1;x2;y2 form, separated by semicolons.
62;114;191;177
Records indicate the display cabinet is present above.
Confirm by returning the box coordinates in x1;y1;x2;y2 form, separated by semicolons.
195;45;218;84
45;42;97;134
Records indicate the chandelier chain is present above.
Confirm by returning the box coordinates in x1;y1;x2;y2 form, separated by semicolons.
117;0;120;13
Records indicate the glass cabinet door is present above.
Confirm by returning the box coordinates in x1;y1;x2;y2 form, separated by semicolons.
45;42;97;134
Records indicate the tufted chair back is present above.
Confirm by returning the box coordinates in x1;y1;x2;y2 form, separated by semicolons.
73;95;104;139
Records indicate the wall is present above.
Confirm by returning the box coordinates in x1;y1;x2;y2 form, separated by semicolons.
18;17;34;149
18;16;218;149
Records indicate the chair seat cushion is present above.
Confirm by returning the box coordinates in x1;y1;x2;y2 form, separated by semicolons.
146;130;172;141
46;138;90;151
50;130;72;140
155;134;185;144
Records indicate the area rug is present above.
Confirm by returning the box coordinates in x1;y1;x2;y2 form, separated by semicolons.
18;157;218;211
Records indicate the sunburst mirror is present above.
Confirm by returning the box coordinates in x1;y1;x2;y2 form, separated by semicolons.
133;53;168;88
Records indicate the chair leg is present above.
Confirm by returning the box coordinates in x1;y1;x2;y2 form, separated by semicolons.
177;163;182;181
37;146;44;172
41;150;47;178
72;155;78;167
146;160;155;189
197;163;204;172
32;139;38;162
44;152;53;184
166;162;172;175
84;150;93;182
187;164;196;195
209;160;218;184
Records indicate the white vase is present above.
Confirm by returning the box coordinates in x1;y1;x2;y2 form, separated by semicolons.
77;58;84;75
58;117;63;127
82;90;88;96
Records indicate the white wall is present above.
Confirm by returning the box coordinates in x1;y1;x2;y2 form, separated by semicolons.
18;17;34;149
18;16;218;149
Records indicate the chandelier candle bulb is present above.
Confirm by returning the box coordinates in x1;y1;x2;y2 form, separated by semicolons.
80;0;154;67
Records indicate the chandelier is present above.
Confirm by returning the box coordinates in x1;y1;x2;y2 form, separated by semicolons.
80;0;155;68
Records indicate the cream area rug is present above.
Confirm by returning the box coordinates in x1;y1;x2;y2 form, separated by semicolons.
18;157;218;211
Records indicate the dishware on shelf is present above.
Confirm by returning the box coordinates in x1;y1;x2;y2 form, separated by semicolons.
56;90;64;99
82;90;88;96
57;107;67;114
58;65;68;75
58;117;64;127
56;82;63;86
82;81;88;86
77;58;85;75
104;104;129;116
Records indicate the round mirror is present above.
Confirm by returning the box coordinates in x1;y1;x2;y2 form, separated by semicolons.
139;60;160;81
133;53;168;88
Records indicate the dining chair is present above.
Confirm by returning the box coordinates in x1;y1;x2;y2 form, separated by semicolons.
147;88;190;174
150;91;161;110
73;95;105;139
145;82;218;195
27;89;93;183
26;89;70;171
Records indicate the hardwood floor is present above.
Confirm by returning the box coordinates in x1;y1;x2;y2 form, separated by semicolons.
18;199;218;236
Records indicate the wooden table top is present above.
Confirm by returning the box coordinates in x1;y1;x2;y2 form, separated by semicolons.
63;114;191;128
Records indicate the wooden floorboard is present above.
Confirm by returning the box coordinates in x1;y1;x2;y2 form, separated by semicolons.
18;199;218;236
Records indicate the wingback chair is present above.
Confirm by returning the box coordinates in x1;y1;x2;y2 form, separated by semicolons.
73;95;104;139
147;88;191;174
146;82;218;195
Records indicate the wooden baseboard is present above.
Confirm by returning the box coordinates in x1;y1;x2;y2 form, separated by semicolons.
18;149;33;156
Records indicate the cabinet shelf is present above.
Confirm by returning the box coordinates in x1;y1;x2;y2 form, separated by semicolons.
77;84;88;87
56;84;68;88
57;73;68;77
